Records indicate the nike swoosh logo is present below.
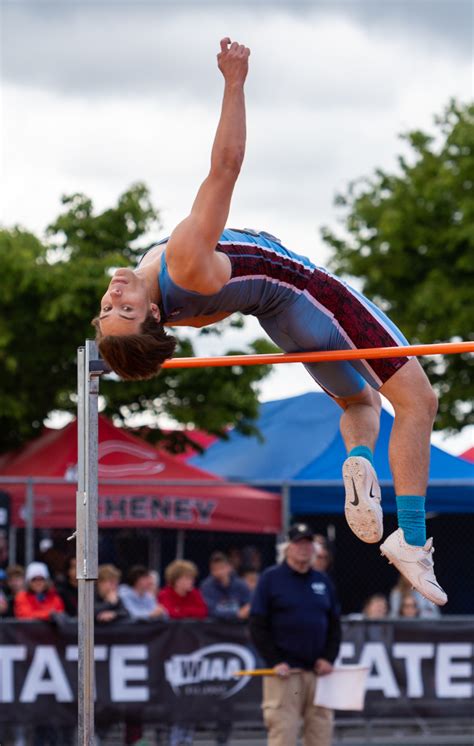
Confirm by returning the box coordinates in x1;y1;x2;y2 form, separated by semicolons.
427;580;445;592
350;478;359;506
369;483;377;498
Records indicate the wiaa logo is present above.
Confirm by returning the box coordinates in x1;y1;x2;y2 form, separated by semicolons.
165;643;255;699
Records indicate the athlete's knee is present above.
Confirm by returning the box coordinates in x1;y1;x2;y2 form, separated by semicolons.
423;385;438;421
406;384;437;422
391;374;438;421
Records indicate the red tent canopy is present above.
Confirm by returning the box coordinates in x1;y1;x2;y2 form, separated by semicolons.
0;417;281;534
162;429;218;461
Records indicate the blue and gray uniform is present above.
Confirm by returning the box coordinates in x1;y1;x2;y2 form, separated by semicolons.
249;562;341;668
143;228;408;398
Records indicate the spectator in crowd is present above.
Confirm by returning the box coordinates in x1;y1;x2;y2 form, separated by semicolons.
275;541;289;564
94;566;133;745
95;564;129;624
0;570;8;617
399;592;420;618
57;556;78;617
227;547;243;574
13;563;66;746
240;568;259;595
0;530;7;566
147;569;160;596
241;545;262;572
14;562;65;620
389;572;440;619
159;560;207;746
159;560;207;619
55;558;78;745
250;523;341;746
119;564;168;620
362;593;389;619
201;553;254;746
4;564;25;616
38;537;68;581
1;565;25;746
313;541;333;575
201;551;251;620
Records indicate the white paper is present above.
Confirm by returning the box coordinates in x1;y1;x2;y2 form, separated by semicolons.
314;665;370;711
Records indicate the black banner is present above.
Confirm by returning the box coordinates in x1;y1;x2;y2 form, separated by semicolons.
0;618;472;725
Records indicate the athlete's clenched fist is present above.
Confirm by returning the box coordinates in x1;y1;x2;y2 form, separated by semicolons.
217;38;251;85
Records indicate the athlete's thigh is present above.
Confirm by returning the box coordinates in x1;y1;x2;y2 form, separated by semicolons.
258;298;370;398
259;289;411;398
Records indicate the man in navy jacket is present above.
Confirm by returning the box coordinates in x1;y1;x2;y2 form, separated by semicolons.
250;524;341;746
201;551;251;745
201;551;251;620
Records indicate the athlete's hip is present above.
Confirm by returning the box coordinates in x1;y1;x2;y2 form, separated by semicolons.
258;279;408;353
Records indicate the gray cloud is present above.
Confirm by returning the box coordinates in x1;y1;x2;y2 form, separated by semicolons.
329;0;473;53
2;1;472;100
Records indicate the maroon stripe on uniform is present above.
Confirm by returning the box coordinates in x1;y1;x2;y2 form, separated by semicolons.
216;243;311;291
306;270;409;383
216;242;408;385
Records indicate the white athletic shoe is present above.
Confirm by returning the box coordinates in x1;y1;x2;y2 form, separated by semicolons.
343;456;383;543
380;528;448;606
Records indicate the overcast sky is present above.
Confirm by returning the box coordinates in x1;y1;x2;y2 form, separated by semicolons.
1;0;473;452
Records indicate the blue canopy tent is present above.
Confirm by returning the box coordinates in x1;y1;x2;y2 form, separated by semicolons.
190;392;474;515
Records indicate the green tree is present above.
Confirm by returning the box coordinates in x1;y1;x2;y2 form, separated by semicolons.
0;183;275;453
322;100;474;431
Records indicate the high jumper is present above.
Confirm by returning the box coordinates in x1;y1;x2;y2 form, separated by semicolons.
94;38;448;606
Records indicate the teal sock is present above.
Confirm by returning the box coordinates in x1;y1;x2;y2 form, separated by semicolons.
348;445;374;467
396;495;426;546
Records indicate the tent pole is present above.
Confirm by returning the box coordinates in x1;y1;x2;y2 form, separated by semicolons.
149;529;162;579
176;529;185;559
280;482;290;540
9;525;17;565
76;341;101;746
25;478;35;567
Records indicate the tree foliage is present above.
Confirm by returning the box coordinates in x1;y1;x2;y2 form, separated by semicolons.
322;100;474;431
0;184;275;453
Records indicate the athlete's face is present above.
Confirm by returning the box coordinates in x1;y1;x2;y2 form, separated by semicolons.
99;269;159;335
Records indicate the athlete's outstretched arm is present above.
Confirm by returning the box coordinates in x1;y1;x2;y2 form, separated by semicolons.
166;38;250;291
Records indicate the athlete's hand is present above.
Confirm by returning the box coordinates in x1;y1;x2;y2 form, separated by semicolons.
217;38;250;85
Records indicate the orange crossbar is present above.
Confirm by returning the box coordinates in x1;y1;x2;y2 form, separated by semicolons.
162;341;474;370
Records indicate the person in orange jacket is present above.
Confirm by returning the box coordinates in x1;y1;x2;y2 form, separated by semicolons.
14;561;65;620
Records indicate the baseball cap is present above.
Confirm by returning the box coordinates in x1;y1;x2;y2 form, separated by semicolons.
25;562;50;582
288;523;314;542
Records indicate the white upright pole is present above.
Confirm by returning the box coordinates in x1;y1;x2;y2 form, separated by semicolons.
76;341;101;745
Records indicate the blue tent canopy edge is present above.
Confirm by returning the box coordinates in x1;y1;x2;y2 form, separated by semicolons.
190;392;474;514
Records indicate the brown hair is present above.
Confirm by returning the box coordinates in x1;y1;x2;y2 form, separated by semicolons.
164;560;198;588
7;564;25;579
92;312;177;380
209;551;229;566
97;564;121;583
126;565;150;587
362;593;388;615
